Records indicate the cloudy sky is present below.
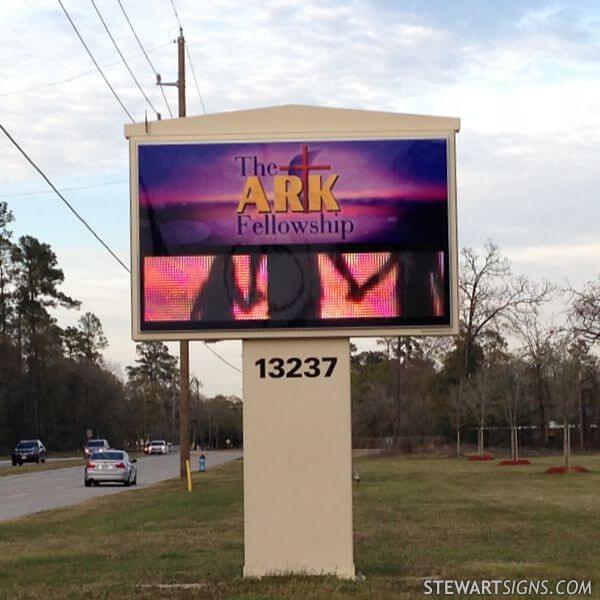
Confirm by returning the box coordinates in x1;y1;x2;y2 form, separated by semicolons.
1;0;599;395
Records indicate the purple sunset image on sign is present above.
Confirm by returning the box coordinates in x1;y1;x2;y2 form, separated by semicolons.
138;138;449;254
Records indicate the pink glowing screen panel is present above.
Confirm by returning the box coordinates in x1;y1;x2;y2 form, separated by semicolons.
143;252;445;326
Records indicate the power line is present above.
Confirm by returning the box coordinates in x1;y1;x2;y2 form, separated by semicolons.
1;132;240;374
0;179;127;200
169;0;183;30
2;154;237;380
1;135;238;373
116;0;174;118
0;42;172;99
117;0;161;74
57;0;134;123
0;123;130;274
168;0;208;115
185;45;208;115
202;342;241;373
90;0;159;117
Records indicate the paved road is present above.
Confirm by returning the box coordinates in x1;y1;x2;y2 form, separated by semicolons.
0;450;242;523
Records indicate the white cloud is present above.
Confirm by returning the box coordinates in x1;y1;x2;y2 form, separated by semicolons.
505;241;600;285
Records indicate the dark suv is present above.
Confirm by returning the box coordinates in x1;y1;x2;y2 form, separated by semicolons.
11;439;46;465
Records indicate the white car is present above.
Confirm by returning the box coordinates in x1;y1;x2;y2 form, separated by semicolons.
84;450;137;487
148;440;168;455
84;438;110;459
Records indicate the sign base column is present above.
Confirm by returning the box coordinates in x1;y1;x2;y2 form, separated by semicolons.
242;337;355;578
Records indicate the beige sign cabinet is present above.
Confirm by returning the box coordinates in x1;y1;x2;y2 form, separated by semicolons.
125;104;460;577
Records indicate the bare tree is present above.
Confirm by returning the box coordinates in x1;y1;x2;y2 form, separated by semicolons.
392;336;424;446
511;304;557;446
460;241;552;378
465;365;495;457
448;382;465;457
376;337;394;361
495;358;527;461
547;338;580;470
569;276;600;346
565;338;598;451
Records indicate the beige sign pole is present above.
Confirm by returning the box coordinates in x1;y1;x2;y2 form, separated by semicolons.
242;337;355;578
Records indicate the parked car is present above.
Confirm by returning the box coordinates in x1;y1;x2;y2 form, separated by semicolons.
84;450;137;487
148;440;169;455
11;439;46;465
84;438;110;459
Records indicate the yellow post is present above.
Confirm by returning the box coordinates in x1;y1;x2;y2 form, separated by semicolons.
185;459;192;492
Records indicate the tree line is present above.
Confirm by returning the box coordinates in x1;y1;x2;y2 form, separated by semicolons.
352;242;600;455
1;198;599;454
0;201;241;453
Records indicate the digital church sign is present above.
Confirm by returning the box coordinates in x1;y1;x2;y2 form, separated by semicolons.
133;138;455;337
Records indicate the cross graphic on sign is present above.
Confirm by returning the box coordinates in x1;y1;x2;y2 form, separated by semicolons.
279;144;331;211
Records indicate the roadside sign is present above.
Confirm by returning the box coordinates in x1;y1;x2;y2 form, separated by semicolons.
126;105;459;340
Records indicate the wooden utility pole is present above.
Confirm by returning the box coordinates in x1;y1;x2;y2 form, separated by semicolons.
177;29;190;479
158;28;189;478
179;339;190;478
177;29;186;119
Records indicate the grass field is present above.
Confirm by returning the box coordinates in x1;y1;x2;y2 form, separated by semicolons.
0;454;599;599
0;459;85;478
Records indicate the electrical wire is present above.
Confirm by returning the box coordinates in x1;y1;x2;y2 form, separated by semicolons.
1;135;239;373
0;42;172;99
185;45;208;115
202;342;242;373
1;136;239;373
169;0;183;30
1;131;239;373
116;0;174;118
0;123;130;274
60;2;230;371
168;0;208;115
57;0;134;123
0;179;127;200
90;0;160;117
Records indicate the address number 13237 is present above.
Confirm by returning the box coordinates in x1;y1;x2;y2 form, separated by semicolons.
255;357;338;379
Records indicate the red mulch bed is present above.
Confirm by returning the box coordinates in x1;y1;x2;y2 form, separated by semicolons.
544;465;589;475
467;454;495;461
498;459;532;466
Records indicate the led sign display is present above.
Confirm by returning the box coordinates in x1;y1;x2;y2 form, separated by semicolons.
134;137;455;337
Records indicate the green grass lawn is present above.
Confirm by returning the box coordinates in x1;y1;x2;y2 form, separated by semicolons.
0;459;85;478
0;455;599;599
0;451;82;461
